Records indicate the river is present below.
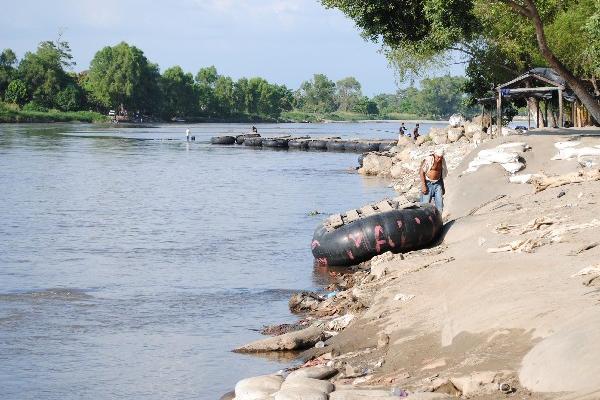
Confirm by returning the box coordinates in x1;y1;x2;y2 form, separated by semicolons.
0;121;445;399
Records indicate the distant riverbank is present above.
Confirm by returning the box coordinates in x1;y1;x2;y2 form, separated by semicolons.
0;103;108;123
1;102;443;125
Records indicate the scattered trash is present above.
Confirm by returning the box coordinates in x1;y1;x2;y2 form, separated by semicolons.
509;173;543;184
478;237;486;246
394;293;416;302
308;210;321;216
315;341;325;348
325;291;338;299
557;191;566;198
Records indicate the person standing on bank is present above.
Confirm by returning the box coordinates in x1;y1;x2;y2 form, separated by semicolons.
419;147;447;213
413;123;420;141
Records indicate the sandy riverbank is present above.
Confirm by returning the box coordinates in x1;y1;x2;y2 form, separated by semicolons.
228;127;600;400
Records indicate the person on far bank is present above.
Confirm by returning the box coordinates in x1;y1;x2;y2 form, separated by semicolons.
413;123;420;141
419;147;447;213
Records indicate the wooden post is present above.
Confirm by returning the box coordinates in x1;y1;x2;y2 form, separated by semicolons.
481;104;485;129
558;88;564;128
536;99;540;128
496;90;502;137
527;99;531;129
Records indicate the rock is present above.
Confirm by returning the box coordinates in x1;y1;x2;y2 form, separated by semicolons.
283;377;335;393
396;135;413;147
330;389;397;400
274;388;328;400
463;122;482;139
234;324;325;353
235;374;284;400
359;154;394;176
286;366;338;380
447;128;464;143
432;132;449;145
449;113;466;127
415;135;428;146
472;113;492;127
289;292;323;313
449;371;498;396
219;390;236;400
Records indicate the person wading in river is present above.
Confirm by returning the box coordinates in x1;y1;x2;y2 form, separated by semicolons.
419;147;447;213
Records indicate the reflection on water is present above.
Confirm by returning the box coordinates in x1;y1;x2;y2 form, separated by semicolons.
0;122;440;400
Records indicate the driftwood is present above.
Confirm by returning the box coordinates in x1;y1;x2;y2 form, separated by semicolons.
467;195;507;216
533;169;600;192
233;323;325;353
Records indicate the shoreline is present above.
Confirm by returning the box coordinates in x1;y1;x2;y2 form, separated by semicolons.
228;126;600;399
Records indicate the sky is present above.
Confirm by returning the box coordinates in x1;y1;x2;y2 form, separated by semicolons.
0;0;465;96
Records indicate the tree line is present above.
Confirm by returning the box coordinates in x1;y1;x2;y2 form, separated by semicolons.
0;40;471;121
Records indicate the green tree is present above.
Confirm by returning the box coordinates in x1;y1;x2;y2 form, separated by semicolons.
196;66;219;115
297;74;337;113
17;41;73;108
85;42;161;113
412;75;468;118
336;76;362;111
160;66;197;118
0;48;17;98
322;0;600;123
55;82;84;111
214;76;235;116
4;79;28;105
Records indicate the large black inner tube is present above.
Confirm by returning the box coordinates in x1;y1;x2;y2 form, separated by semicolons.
289;140;309;150
243;137;263;147
210;136;236;145
263;138;289;148
308;140;327;150
311;204;442;267
236;133;260;145
326;141;346;151
344;142;359;152
356;142;381;152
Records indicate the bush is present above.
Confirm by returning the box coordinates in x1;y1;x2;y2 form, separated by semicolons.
22;101;48;112
4;79;28;105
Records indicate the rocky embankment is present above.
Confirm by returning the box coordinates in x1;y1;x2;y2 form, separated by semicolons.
226;126;600;400
356;117;516;201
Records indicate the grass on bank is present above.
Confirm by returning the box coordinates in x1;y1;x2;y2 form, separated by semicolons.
0;102;108;123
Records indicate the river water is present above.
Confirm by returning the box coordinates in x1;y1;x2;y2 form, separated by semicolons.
0;121;445;400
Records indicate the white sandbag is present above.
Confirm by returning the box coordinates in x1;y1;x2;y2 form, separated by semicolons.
552;146;600;160
500;161;525;174
477;149;519;164
497;142;528;152
501;127;521;136
554;141;581;149
509;174;543;184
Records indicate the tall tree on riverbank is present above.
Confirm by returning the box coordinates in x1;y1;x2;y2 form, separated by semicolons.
85;42;161;113
296;74;337;113
17;41;75;108
321;0;600;124
336;77;362;112
160;66;197;119
0;49;17;99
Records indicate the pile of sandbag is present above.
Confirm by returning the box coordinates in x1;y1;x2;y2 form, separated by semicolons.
551;141;600;161
464;142;528;174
